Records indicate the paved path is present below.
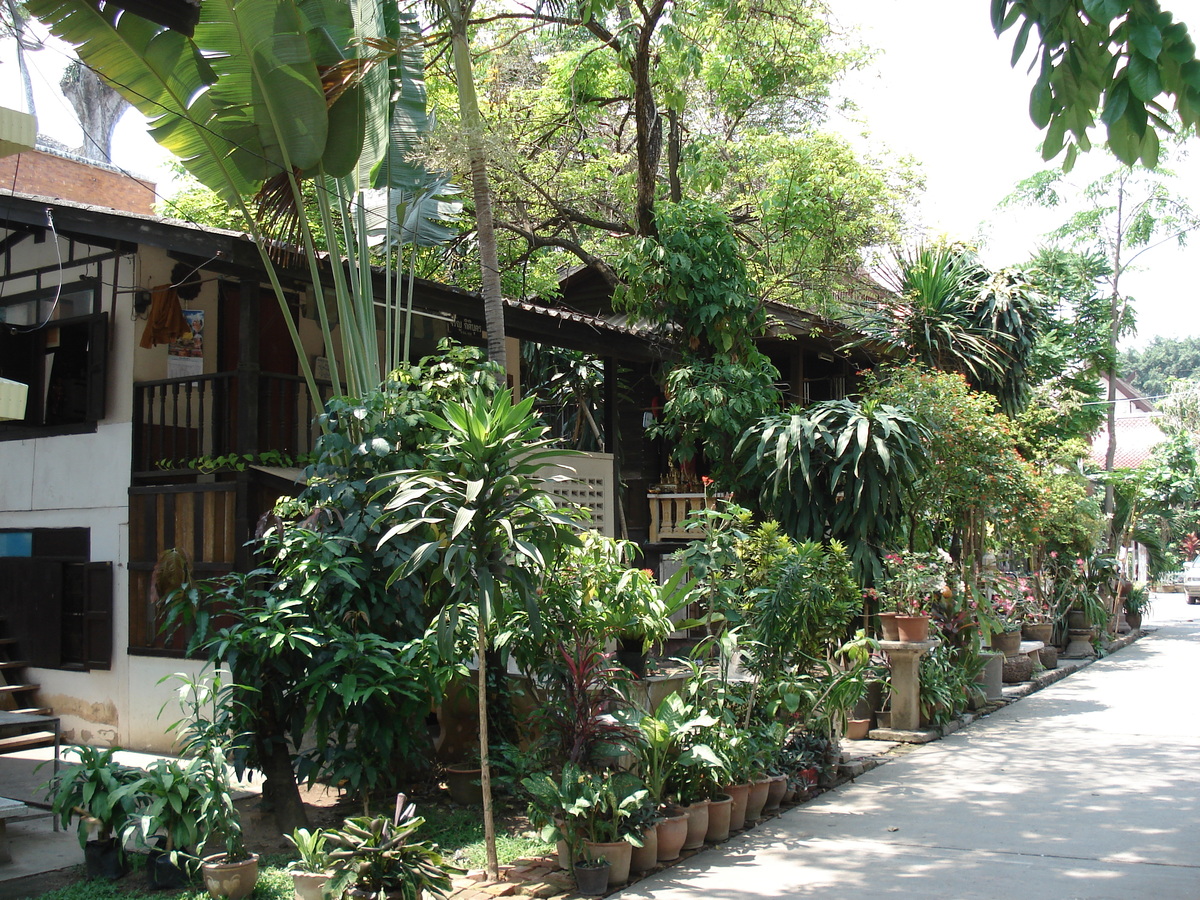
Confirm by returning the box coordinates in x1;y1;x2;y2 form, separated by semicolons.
616;593;1200;900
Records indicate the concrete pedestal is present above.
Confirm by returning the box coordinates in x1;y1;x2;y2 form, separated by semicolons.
875;639;941;737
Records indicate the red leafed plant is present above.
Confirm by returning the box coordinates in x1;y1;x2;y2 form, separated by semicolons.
532;634;639;767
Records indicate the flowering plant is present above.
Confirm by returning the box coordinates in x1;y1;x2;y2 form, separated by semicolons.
880;550;951;617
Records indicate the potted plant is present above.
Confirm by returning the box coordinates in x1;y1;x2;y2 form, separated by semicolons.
124;756;208;888
286;827;332;900
567;770;647;887
44;745;143;880
882;551;949;642
1124;582;1151;630
166;672;259;899
326;795;457;900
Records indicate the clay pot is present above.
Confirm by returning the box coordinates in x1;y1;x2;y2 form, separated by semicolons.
845;718;871;740
1125;612;1143;631
878;611;900;641
1021;622;1053;644
762;774;787;814
629;825;659;874
292;871;331;900
895;614;930;642
989;629;1022;657
744;777;770;824
1039;645;1058;669
584;839;631;886
655;808;689;862
681;800;709;850
705;794;733;843
201;853;260;900
723;783;750;832
444;766;484;806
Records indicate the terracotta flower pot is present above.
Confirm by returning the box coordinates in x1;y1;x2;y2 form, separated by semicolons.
705;794;733;843
723;783;750;832
1021;622;1053;644
845;718;871;740
895;614;929;642
878;611;900;641
762;774;787;814
744;777;770;824
681;800;709;850
1125;612;1143;631
655;808;689;862
629;825;659;874
584;839;631;886
989;629;1022;656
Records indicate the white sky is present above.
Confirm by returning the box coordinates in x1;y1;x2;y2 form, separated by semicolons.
825;0;1200;348
3;3;1197;346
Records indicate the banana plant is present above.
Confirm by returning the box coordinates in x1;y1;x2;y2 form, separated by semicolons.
27;0;457;404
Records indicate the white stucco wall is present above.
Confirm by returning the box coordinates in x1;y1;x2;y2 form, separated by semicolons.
0;236;207;752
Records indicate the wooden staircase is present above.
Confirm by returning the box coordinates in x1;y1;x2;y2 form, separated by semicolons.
0;635;55;754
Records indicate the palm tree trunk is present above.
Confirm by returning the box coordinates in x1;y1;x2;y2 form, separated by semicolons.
476;624;499;878
450;24;507;370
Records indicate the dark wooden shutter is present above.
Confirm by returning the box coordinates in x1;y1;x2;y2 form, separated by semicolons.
83;562;113;670
0;558;63;668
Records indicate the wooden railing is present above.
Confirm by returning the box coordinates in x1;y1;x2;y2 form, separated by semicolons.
133;372;233;470
648;492;724;542
132;371;330;474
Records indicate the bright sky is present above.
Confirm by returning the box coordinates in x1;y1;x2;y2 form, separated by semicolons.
2;3;1197;346
826;0;1200;349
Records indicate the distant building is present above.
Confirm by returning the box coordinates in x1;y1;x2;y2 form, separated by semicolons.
1088;374;1166;470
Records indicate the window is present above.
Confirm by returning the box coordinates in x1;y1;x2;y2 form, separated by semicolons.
0;528;112;670
0;282;108;439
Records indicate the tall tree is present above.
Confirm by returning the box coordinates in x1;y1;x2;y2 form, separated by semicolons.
1008;161;1200;547
429;0;507;369
2;0;40;117
60;59;129;162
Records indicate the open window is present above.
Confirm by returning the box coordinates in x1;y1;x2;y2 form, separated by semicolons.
0;282;108;439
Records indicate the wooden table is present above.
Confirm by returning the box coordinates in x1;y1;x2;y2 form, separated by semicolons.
0;710;60;835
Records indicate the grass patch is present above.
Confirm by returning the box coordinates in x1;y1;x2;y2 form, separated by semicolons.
420;804;555;870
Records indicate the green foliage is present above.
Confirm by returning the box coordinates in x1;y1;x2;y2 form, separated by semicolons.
739;525;861;668
993;0;1200;168
379;387;583;642
623;693;720;807
284;827;330;874
45;746;143;853
519;532;685;663
325;800;458;900
123;756;209;865
613;200;781;488
867;367;1045;567
1122;338;1200;397
737;398;927;581
616;200;766;359
853;243;1046;415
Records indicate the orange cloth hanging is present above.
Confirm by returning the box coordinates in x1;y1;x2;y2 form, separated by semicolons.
139;284;189;348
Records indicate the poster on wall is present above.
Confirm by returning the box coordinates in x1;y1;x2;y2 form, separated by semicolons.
167;309;204;379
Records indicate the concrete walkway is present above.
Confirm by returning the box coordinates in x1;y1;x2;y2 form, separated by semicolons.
617;592;1200;900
